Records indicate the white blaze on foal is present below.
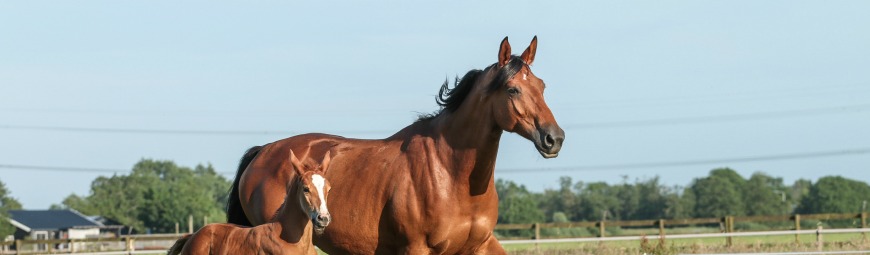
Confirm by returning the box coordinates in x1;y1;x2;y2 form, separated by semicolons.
312;174;329;214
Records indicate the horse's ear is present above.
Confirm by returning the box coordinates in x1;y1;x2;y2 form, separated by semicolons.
320;151;332;174
520;36;537;66
289;149;305;176
498;36;511;68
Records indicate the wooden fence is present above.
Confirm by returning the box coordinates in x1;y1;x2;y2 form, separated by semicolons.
0;234;183;255
495;212;868;245
0;212;866;253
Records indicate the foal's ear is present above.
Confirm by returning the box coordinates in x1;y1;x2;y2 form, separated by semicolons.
520;36;537;66
289;149;305;176
498;36;511;68
320;151;332;174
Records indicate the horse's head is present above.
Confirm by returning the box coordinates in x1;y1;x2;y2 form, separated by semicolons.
488;36;565;158
288;150;333;234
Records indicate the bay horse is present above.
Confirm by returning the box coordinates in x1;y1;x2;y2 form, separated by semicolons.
228;36;564;254
168;150;332;255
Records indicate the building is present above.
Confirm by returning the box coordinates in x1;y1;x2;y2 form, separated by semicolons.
6;209;104;251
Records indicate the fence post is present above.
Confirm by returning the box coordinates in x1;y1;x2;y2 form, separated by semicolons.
659;219;666;237
861;212;867;227
816;224;823;251
862;212;867;240
188;215;194;233
724;216;734;246
795;214;801;244
14;240;21;255
126;237;135;254
598;221;606;238
533;223;540;240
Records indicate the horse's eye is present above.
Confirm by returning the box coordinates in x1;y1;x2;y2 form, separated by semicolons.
303;187;310;193
507;87;520;96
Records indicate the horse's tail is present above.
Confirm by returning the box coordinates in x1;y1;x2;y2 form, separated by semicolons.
226;145;263;226
166;234;192;255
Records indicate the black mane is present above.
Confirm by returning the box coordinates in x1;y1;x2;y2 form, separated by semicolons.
417;56;526;122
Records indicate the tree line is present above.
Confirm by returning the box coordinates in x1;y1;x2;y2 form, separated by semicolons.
2;160;230;236
496;168;870;227
2;163;868;237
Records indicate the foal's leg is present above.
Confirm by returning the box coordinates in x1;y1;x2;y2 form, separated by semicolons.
474;234;506;255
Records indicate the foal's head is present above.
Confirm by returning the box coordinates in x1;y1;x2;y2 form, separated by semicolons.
288;150;333;234
439;36;565;158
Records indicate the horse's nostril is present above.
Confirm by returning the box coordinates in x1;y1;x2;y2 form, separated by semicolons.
544;134;555;148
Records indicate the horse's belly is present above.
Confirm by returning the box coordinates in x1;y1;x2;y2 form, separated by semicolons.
428;215;496;254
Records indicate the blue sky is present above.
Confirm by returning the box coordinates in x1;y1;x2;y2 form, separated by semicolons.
1;1;869;209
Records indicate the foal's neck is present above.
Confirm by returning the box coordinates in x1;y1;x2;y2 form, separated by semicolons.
272;186;313;246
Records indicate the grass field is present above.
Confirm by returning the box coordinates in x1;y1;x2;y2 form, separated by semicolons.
503;232;870;255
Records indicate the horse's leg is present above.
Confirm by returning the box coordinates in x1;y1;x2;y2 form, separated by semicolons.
398;244;431;255
474;234;506;255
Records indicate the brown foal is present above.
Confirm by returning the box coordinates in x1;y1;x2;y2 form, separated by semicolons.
168;150;332;255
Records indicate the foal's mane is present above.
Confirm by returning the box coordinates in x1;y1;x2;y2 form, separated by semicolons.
417;56;526;122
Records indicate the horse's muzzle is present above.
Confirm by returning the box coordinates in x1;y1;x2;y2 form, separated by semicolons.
536;124;565;158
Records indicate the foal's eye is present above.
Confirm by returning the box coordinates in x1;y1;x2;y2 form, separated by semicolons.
303;187;310;193
507;87;520;96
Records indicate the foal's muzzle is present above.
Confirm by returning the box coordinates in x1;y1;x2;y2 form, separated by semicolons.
312;213;331;234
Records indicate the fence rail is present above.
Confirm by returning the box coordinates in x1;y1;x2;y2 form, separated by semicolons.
0;234;184;255
0;212;866;254
495;212;867;242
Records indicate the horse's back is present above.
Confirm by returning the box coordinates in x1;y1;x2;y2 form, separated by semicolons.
240;133;388;225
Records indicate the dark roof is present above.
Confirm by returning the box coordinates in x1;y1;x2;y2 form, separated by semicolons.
8;210;103;231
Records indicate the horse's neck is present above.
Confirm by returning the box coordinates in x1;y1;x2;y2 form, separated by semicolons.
429;103;502;195
272;188;313;246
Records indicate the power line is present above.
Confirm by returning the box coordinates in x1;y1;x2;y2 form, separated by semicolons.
0;125;389;136
2;103;868;135
563;103;870;129
2;148;868;175
0;164;236;175
565;83;870;110
497;148;870;173
0;164;130;174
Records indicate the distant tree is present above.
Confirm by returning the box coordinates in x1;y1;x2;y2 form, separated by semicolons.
57;194;95;214
62;159;231;233
743;172;790;215
632;177;669;220
689;168;747;217
496;179;544;238
575;181;620;221
611;177;639;220
789;179;812;209
496;179;544;224
0;179;23;238
663;186;694;219
539;176;578;221
796;176;870;214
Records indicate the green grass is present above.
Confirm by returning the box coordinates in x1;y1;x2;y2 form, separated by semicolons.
503;232;870;255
